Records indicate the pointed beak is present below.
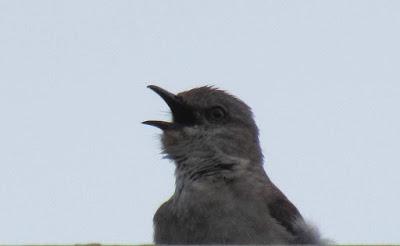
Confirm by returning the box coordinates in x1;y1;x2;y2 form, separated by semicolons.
143;85;196;130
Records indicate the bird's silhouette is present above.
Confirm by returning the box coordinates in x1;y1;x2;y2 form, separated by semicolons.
143;85;324;244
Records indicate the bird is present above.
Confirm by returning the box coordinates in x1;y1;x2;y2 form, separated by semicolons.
143;85;324;244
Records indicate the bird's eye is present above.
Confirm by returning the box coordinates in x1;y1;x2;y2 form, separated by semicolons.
208;106;226;121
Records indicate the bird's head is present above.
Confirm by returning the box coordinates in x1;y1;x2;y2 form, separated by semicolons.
144;85;263;167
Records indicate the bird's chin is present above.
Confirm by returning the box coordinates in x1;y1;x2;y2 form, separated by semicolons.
160;129;188;159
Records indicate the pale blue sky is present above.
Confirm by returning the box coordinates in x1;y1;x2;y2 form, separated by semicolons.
1;0;399;244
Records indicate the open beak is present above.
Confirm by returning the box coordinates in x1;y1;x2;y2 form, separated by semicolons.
142;85;195;130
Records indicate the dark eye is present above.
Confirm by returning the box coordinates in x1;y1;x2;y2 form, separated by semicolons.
208;106;226;121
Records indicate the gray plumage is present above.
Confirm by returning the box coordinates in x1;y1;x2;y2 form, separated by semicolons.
143;85;324;244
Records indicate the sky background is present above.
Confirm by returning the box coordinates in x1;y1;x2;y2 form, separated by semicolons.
1;0;399;244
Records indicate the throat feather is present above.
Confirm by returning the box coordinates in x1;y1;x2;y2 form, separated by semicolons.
188;162;235;181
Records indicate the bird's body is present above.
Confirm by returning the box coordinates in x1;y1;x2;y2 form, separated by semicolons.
144;85;323;244
154;165;299;244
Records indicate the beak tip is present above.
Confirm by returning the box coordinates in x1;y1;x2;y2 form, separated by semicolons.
147;85;158;91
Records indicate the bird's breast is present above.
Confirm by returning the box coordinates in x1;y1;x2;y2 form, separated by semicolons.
169;180;290;244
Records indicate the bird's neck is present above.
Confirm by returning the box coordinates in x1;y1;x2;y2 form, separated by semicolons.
172;152;267;193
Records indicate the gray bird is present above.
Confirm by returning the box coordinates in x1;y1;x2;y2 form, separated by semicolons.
143;85;324;244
